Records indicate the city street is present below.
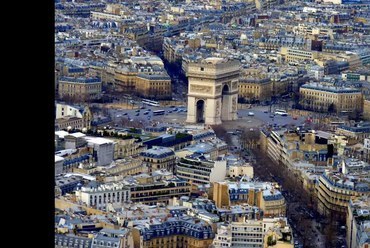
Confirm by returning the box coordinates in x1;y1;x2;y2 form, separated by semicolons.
213;124;346;248
106;101;307;129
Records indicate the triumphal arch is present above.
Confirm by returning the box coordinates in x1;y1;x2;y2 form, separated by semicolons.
186;58;240;125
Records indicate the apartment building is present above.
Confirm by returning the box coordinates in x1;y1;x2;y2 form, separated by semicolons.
132;216;215;248
346;196;370;248
136;73;172;100
213;181;286;217
129;178;191;206
140;146;176;174
299;82;362;114
176;153;227;185
58;76;102;101
316;170;370;217
75;182;131;210
213;218;293;248
238;77;272;102
280;47;319;62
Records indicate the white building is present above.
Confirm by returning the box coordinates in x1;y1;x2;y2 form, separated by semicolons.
76;182;130;210
56;103;83;119
213;218;292;248
213;220;265;248
64;132;86;149
176;153;227;185
55;155;64;176
308;65;324;80
85;137;115;166
364;138;370;150
228;164;254;178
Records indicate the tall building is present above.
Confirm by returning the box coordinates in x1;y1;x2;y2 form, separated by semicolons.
136;73;172;100
186;58;240;125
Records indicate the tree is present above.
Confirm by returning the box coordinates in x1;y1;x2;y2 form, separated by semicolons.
328;103;335;113
267;235;276;246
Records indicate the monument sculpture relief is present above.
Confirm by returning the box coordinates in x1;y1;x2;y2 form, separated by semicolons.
190;85;212;94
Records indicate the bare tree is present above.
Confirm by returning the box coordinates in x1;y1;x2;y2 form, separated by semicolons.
211;124;232;144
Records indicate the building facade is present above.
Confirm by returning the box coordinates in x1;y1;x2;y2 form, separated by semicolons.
238;77;272;102
299;82;362;113
58;77;102;101
176;154;227;185
75;182;131;210
346;196;370;248
130;178;191;205
136;73;172;100
280;47;319;62
85;137;115;166
316;170;370;217
213;181;286;218
140;146;176;174
363;99;370;121
132;216;215;248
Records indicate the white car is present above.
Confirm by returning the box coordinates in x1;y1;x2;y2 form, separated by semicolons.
248;112;255;116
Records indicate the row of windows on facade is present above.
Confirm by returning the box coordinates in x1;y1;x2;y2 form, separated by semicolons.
92;240;119;247
303;91;359;97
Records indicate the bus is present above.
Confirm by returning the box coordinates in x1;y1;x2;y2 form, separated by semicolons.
274;109;288;116
330;121;345;126
142;99;160;107
153;110;165;116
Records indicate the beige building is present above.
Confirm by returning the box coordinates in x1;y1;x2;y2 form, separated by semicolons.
99;158;144;179
136;73;172;100
363;99;370;121
280;47;319;63
55;104;92;131
316;170;370;217
140;146;176;174
238;77;272;102
114;66;138;93
113;137;146;159
186;58;240;125
58;77;102;101
228;164;254;178
299;82;362;113
213;181;286;217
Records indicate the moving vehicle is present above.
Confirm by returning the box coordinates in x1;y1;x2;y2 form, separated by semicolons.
274;109;288;116
153;110;165;116
141;99;160;107
248;112;255;116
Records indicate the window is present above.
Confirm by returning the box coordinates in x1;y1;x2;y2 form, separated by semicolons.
200;67;204;71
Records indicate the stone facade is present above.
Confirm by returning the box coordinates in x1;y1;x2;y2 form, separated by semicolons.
186;58;240;125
